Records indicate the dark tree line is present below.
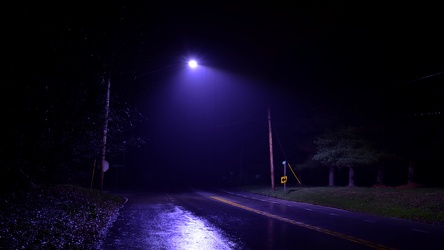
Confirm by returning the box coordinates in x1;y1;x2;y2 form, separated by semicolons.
288;71;443;188
308;109;443;188
0;72;146;191
1;2;154;191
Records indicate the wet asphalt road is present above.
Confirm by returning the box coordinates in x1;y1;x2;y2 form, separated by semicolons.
98;189;236;250
99;188;444;250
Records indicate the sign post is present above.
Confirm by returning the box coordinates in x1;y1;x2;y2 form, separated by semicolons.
282;161;287;193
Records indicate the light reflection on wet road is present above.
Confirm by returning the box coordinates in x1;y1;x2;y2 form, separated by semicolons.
99;191;237;250
170;206;235;249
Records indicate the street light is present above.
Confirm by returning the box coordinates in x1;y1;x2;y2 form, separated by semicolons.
188;59;198;69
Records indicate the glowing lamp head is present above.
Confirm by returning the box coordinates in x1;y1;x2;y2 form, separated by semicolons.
188;60;198;69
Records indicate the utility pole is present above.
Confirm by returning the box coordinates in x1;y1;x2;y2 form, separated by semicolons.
239;146;243;186
100;76;110;191
268;108;275;190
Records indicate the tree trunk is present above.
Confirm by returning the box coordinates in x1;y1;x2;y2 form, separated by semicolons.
348;167;355;187
376;166;384;185
328;165;335;187
408;160;415;184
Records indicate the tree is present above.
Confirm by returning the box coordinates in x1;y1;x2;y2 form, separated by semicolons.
313;126;381;187
1;3;149;190
58;75;147;186
0;73;146;190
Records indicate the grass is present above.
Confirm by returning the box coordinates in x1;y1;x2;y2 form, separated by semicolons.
0;184;126;249
239;185;444;225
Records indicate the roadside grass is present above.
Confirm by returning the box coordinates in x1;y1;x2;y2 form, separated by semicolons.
0;184;126;249
239;185;444;225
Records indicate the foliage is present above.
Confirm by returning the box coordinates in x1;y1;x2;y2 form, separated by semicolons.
0;73;146;189
68;84;147;164
312;126;381;169
295;157;322;170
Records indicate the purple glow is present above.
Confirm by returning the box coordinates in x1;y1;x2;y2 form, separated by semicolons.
188;60;198;68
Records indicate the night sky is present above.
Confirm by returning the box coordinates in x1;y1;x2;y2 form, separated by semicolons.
3;2;443;188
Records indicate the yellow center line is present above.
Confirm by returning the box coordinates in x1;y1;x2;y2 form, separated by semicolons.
210;196;396;250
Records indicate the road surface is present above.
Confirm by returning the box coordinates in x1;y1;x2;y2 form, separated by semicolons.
99;187;444;249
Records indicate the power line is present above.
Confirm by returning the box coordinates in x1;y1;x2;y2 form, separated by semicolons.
402;71;444;85
376;71;444;92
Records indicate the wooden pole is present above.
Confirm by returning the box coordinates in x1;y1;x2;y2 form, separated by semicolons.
239;146;243;186
268;108;275;190
90;159;96;192
100;77;110;191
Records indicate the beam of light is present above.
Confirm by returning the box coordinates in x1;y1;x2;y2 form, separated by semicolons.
188;60;198;69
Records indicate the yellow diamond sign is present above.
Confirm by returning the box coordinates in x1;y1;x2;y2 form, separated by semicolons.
280;176;288;184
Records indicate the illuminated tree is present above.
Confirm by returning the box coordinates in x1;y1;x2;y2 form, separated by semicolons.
313;126;381;187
